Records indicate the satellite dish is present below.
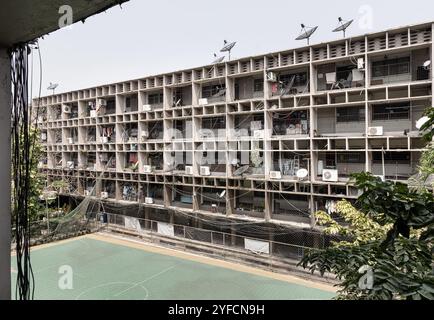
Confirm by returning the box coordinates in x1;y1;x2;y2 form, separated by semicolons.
47;82;59;95
332;17;353;38
213;53;225;64
233;165;250;177
423;60;431;70
220;40;236;60
296;168;309;180
231;158;240;166
416;116;430;130
217;190;226;198
295;24;318;45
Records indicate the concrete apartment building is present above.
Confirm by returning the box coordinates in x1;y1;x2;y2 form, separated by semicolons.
34;22;433;230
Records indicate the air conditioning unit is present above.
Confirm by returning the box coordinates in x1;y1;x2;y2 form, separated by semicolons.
143;165;153;173
41;132;47;141
267;72;277;82
142;104;152;112
66;161;75;169
141;130;149;140
63;105;71;113
198;98;208;105
90;110;97;117
322;169;338;182
67;137;74;144
101;136;109;144
253;130;264;139
97;99;107;106
84;190;91;196
200;166;210;176
269;171;282;179
185;166;193;175
357;58;365;70
250;121;262;131
368;126;384;136
145;197;154;204
100;191;109;199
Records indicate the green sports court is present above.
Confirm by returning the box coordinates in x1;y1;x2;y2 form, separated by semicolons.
11;234;335;300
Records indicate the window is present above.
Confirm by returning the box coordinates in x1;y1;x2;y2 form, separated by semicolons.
372;103;410;121
337;153;365;163
372;152;410;164
279;72;308;87
148;93;163;105
336;107;365;122
253;79;264;92
202;85;225;98
372;57;410;77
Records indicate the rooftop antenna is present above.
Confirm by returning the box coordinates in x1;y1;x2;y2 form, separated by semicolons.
295;24;318;45
47;82;59;95
212;53;225;64
220;40;236;61
332;17;353;38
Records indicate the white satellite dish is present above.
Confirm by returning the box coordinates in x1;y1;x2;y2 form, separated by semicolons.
47;82;59;95
220;40;236;60
416;116;430;130
212;53;225;64
295;24;318;45
332;17;353;38
296;168;308;180
423;60;431;70
218;190;226;198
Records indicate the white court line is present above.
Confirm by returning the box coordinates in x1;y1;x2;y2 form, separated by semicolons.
75;281;149;300
114;264;177;297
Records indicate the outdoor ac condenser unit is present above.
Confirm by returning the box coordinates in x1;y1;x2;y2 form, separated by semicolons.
198;98;208;105
142;104;152;112
368;126;384;136
84;190;91;196
90;110;97;117
143;165;153;173
253;130;264;139
97;99;107;106
66;161;74;169
63;105;71;113
269;171;282;179
185;166;193;175
145;197;154;204
267;72;277;82
200;166;210;176
100;192;109;199
141;130;149;140
322;169;339;182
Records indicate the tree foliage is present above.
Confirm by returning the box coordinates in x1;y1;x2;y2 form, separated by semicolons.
12;128;45;222
299;173;434;300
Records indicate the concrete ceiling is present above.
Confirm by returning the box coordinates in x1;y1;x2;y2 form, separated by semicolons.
0;0;129;47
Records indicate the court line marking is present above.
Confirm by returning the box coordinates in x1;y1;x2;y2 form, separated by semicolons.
74;281;149;300
89;233;336;293
114;265;177;297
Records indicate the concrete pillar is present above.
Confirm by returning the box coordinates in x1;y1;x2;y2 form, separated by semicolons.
0;47;11;300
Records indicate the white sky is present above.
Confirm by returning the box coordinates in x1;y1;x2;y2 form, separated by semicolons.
32;0;434;97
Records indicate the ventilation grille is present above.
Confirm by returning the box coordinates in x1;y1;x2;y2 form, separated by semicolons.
368;37;387;51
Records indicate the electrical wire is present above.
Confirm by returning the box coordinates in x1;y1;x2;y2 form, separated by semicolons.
11;43;35;300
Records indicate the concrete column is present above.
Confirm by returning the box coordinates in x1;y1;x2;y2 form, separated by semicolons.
0;47;11;300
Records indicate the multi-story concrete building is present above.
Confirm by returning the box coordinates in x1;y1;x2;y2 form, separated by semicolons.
34;22;433;229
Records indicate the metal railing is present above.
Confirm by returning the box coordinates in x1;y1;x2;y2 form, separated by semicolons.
100;212;332;262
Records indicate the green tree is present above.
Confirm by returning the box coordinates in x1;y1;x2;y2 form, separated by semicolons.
299;173;434;300
12;128;45;222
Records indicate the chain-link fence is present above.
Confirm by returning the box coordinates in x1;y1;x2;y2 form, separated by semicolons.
101;212;333;262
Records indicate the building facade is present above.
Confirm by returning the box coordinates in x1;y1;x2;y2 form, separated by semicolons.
34;22;434;229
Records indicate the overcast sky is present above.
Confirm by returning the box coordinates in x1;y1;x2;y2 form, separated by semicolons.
32;0;434;97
